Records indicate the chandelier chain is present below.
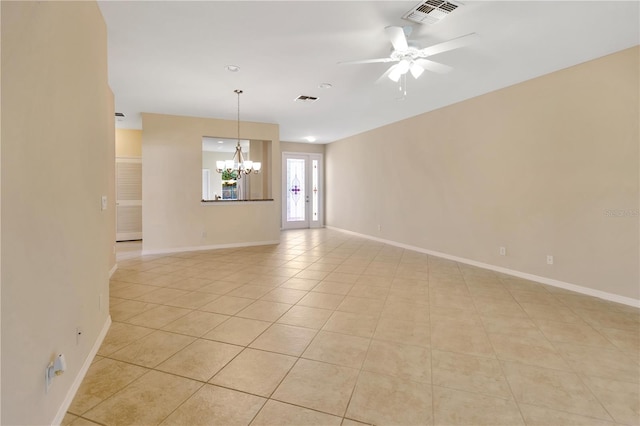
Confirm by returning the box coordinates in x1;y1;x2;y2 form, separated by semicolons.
235;89;242;143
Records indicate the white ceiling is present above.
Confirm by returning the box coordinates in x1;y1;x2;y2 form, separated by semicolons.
98;1;639;144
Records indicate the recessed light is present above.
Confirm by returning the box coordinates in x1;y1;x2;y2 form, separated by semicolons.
218;140;224;144
225;65;240;72
319;83;332;89
304;136;316;143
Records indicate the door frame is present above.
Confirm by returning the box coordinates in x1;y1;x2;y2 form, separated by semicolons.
281;152;323;229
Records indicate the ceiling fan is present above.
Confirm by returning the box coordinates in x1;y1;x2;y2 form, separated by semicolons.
340;26;478;95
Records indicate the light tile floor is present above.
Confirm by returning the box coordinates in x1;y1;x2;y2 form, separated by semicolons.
64;229;640;426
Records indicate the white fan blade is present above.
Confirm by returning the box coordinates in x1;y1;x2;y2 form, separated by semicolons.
417;33;479;58
415;58;453;74
385;26;408;51
338;57;395;65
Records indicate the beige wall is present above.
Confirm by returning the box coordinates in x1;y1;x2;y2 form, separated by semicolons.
115;128;142;157
142;113;280;252
0;3;3;418
249;140;269;199
1;2;114;424
326;46;639;302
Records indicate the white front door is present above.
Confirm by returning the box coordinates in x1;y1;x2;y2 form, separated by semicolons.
282;153;323;229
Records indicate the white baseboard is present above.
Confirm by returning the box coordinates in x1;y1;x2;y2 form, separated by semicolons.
327;226;640;308
52;315;112;426
141;239;281;256
116;251;142;261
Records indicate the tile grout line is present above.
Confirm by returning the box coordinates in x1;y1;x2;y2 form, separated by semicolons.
338;251;394;423
79;230;638;425
461;264;533;426
427;256;436;426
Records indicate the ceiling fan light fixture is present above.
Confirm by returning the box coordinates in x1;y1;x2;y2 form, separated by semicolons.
389;60;410;82
388;65;403;82
341;25;476;94
397;59;411;74
409;61;425;79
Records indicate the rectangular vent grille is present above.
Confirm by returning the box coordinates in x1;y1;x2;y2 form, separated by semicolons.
295;95;318;103
403;0;461;25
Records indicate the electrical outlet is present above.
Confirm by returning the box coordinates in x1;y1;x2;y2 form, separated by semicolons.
547;255;554;265
499;246;506;256
45;354;67;393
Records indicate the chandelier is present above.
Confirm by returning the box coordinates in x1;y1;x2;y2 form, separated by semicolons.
215;89;261;178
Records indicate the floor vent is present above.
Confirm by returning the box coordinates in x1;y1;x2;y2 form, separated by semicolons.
403;0;462;25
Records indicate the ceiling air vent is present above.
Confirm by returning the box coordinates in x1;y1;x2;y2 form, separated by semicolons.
295;95;318;103
403;0;462;25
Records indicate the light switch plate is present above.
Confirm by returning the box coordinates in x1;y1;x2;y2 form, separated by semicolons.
101;195;107;211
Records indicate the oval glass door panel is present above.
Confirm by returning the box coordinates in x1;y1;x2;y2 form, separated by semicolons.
286;158;306;222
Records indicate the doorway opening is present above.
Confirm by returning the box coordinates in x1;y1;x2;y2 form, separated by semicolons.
282;153;323;229
116;157;142;241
